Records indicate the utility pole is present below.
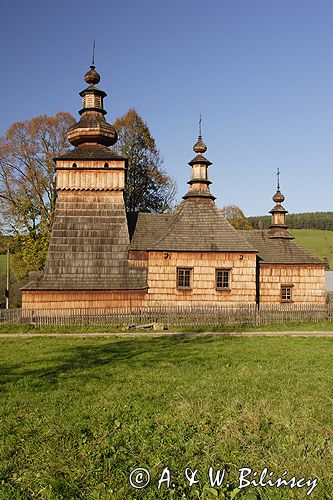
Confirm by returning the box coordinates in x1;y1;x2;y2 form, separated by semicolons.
5;248;9;309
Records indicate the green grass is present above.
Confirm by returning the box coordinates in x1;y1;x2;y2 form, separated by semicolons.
290;229;333;269
0;336;332;499
0;320;332;335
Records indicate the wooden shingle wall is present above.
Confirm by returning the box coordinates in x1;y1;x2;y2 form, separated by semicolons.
146;251;257;305
260;264;326;304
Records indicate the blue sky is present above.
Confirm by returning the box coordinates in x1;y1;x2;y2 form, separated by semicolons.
1;0;332;215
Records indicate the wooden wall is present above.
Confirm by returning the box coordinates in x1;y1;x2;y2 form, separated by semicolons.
145;251;257;305
259;264;326;304
22;290;146;311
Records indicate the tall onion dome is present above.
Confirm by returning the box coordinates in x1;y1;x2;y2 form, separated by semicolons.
67;64;117;147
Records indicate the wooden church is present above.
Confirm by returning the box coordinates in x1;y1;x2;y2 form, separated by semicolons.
21;64;326;311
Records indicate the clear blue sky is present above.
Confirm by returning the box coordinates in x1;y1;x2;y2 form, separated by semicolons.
1;0;332;215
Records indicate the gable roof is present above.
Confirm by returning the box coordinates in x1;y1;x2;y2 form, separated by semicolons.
130;199;256;252
241;230;322;265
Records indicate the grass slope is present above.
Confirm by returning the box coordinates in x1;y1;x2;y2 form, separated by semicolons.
290;229;333;269
0;336;332;499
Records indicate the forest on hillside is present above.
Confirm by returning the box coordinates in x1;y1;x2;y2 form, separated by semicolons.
248;212;333;231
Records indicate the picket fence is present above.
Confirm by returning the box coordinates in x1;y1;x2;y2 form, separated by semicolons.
0;303;332;328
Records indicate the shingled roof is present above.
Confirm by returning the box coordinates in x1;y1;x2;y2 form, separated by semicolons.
240;230;322;264
55;144;127;162
130;199;256;252
23;191;147;291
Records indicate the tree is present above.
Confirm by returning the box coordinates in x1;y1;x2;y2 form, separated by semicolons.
112;108;176;212
220;205;252;230
0;112;76;279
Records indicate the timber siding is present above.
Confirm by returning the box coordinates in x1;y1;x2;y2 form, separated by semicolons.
259;264;326;304
22;290;146;311
146;251;257;305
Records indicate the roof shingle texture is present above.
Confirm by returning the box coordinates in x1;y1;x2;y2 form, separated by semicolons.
240;230;322;264
23;192;147;291
130;199;256;252
55;144;126;161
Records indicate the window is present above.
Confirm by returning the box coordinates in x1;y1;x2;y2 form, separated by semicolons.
177;268;192;289
216;269;231;290
281;285;293;302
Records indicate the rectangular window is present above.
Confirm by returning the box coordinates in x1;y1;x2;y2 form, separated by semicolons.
216;269;231;290
177;268;192;289
281;285;293;302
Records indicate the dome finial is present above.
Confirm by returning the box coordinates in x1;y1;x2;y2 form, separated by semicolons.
193;115;207;154
273;167;285;203
84;41;100;86
92;39;96;66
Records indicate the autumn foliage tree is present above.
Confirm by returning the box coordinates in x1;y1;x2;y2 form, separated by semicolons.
0;112;76;279
112;108;176;212
220;205;252;230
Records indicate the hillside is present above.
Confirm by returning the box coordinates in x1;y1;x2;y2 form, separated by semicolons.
248;211;333;231
290;229;333;269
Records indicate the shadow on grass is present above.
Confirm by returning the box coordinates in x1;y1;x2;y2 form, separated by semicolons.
0;334;236;390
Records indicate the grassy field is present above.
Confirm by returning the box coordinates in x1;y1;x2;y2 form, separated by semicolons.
0;335;332;499
290;229;333;269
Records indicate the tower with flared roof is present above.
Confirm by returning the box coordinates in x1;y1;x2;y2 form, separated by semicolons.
22;64;147;309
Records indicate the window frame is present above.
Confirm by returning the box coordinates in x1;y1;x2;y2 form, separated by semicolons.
176;267;193;290
280;284;294;303
215;268;231;291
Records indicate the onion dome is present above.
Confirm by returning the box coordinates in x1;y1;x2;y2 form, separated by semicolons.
268;169;293;239
273;190;285;203
67;64;117;148
193;135;207;154
84;65;100;86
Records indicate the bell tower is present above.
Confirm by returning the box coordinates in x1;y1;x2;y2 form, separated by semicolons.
22;62;147;307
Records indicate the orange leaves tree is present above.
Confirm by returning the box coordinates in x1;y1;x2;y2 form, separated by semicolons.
0;112;75;279
220;205;252;230
113;108;176;213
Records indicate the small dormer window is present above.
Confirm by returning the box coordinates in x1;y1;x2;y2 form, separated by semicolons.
72;163;77;168
104;162;109;169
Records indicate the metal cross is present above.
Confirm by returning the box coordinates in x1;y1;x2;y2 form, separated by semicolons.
199;114;202;137
92;40;96;66
277;167;280;191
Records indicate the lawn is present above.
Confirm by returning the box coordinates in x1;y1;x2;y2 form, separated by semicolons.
0;336;332;499
290;229;333;269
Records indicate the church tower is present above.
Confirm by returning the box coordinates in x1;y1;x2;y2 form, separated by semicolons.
268;169;293;239
22;64;147;310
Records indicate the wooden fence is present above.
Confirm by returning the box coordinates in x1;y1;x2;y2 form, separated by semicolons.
0;303;332;328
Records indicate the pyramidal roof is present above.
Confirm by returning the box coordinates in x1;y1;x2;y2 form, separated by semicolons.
130;199;255;252
130;131;256;253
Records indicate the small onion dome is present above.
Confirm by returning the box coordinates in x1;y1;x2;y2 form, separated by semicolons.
84;65;100;86
193;135;207;154
273;190;285;203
